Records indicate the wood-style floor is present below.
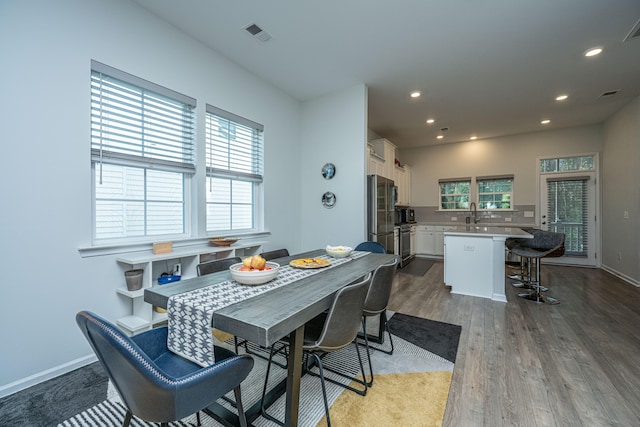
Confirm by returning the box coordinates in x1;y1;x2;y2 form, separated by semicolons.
388;260;640;427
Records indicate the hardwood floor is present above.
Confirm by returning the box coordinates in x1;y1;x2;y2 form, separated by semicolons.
389;260;640;427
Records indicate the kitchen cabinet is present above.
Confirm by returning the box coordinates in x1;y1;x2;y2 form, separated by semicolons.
394;226;399;256
416;225;435;255
394;164;412;206
368;151;385;177
115;241;264;335
416;225;453;256
410;224;416;256
368;138;396;180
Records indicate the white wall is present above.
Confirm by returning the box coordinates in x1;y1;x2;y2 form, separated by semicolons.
602;97;640;283
0;0;308;393
401;125;603;207
300;85;369;250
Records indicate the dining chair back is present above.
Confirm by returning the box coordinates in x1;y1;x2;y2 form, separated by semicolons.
197;257;241;276
259;248;290;261
354;241;386;254
261;274;372;426
75;311;253;427
359;257;398;386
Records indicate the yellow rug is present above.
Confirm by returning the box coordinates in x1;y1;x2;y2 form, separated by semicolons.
317;371;452;427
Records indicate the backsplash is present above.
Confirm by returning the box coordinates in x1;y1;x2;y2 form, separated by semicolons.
413;204;537;226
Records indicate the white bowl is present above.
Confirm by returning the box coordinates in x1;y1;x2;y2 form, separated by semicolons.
326;245;353;258
229;262;280;285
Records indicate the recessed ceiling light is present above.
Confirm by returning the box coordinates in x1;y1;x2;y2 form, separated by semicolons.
426;118;435;124
436;135;444;139
541;119;551;125
470;136;477;140
555;94;568;101
410;91;421;98
584;47;603;57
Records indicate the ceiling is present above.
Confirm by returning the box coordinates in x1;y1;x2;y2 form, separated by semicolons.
133;0;640;149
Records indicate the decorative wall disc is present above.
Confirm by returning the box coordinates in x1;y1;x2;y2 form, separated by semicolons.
322;191;336;208
321;163;336;180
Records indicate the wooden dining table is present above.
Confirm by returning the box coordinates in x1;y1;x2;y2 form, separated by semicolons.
144;248;396;427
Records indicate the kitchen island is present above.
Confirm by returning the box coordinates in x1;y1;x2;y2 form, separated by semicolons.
444;226;532;302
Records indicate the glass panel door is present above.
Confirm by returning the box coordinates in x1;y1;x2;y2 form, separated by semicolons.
540;172;597;266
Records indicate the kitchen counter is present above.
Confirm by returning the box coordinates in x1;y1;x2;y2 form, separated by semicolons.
443;226;532;302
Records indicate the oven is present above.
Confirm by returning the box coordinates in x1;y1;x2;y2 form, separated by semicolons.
399;223;412;267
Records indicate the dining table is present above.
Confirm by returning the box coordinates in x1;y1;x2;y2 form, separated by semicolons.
144;248;397;427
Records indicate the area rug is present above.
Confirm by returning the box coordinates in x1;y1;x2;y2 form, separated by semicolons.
399;258;436;276
58;313;461;427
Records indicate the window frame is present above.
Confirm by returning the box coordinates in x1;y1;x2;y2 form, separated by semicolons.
438;178;471;210
90;61;196;244
476;174;514;211
204;104;264;235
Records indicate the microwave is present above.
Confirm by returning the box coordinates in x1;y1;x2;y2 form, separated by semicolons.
399;208;415;224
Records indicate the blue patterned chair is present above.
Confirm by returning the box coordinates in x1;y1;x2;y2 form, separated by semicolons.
354;241;386;254
76;311;254;427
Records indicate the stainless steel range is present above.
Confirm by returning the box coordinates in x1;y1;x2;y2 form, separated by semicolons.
398;223;414;268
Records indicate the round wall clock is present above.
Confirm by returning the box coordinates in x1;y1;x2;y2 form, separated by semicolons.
322;191;336;208
321;163;336;180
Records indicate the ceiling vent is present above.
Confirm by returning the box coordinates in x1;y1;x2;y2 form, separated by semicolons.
243;23;272;42
623;18;640;42
600;90;620;98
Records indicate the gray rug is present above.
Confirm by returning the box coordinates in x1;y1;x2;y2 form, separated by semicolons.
399;258;435;276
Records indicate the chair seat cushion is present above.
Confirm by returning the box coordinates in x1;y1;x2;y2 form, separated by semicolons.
153;345;239;378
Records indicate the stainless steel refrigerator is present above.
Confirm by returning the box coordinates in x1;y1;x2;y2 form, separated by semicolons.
367;175;397;254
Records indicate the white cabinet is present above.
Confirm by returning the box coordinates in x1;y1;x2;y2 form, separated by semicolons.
394;226;399;256
416;225;435;255
410;224;416;256
368;139;397;180
394;164;412;206
416;225;453;256
115;241;264;335
368;152;385;177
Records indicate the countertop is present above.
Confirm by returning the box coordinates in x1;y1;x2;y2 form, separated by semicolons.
443;225;533;239
417;222;536;228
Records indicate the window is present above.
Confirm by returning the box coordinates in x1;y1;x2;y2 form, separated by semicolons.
540;155;594;172
205;105;263;233
439;178;470;210
477;175;513;210
91;61;196;241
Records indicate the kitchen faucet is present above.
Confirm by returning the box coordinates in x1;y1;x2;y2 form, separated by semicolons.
470;202;480;224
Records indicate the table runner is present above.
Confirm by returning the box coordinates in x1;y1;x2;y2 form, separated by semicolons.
167;251;370;367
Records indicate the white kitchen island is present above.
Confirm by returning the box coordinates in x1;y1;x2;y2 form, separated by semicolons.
444;226;532;302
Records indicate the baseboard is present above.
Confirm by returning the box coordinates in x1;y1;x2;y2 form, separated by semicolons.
600;265;640;287
0;354;97;399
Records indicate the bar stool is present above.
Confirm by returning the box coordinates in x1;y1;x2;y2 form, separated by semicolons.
510;230;565;304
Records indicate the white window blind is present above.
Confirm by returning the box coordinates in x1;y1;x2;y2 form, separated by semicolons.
546;176;589;257
90;61;196;240
205;104;263;232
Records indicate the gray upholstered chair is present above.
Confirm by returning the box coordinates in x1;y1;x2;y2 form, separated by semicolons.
259;248;290;261
511;230;565;304
197;257;241;277
76;311;254;427
260;274;372;426
360;257;398;386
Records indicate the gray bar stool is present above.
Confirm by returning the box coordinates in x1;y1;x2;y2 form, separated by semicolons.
510;230;565;304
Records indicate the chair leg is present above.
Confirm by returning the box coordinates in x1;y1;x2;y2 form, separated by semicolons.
260;345;284;426
234;385;248;427
518;258;559;304
122;410;132;427
361;318;374;387
311;353;332;427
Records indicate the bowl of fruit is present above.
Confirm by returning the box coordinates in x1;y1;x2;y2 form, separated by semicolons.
326;245;353;258
229;255;280;285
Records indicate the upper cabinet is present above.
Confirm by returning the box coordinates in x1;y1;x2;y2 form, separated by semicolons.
368;138;411;206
